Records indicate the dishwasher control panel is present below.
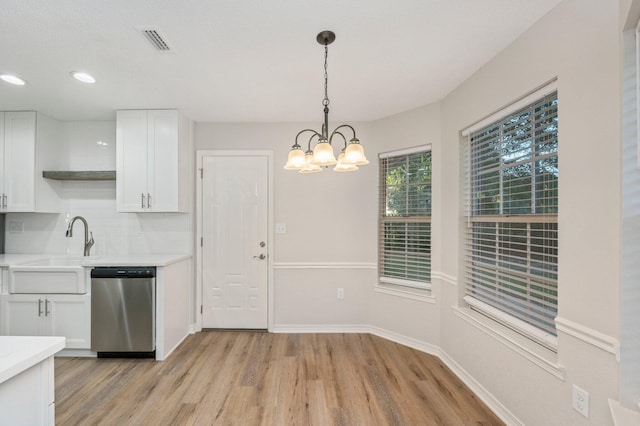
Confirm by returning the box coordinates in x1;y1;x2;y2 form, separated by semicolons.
91;267;155;279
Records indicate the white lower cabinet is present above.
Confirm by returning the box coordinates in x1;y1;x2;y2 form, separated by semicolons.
0;294;90;349
0;345;58;426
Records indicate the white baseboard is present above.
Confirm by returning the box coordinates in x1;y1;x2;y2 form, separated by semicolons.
269;322;522;426
271;324;371;333
439;350;523;426
160;332;191;361
368;326;440;357
56;348;96;358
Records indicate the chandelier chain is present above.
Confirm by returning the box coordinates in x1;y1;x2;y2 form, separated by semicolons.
323;43;330;107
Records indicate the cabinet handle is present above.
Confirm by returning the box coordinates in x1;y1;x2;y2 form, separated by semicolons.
147;193;151;209
45;299;51;317
2;194;6;209
38;299;43;316
141;193;145;209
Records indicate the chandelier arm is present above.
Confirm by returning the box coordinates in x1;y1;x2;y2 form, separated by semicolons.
329;131;348;149
306;133;319;150
330;124;357;141
294;128;321;147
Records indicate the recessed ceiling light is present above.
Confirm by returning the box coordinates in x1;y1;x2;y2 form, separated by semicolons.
0;74;26;86
71;71;96;84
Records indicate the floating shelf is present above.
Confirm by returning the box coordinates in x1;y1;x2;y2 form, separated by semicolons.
42;171;116;181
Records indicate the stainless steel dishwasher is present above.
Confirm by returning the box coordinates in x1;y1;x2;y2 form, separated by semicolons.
91;266;156;358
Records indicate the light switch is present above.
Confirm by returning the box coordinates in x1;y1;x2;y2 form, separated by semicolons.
276;223;287;234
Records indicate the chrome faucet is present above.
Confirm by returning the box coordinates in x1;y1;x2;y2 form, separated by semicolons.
65;216;94;256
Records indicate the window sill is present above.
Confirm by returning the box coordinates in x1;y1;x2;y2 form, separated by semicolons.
464;296;558;350
374;283;435;303
452;304;566;381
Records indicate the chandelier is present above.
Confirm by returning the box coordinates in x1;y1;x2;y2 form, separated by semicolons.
284;31;368;173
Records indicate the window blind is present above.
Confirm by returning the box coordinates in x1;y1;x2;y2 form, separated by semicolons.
464;92;558;344
379;147;431;289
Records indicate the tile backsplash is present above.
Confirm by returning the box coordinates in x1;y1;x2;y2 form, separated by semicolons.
5;183;192;256
4;120;193;256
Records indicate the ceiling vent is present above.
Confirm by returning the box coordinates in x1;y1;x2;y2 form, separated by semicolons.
136;27;173;52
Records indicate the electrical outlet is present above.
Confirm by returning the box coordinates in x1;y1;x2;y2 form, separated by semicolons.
337;288;344;299
572;385;589;418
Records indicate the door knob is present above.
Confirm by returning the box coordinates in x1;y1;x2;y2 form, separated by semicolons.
253;254;266;260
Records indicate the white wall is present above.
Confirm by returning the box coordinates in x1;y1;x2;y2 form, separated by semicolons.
434;0;621;424
368;103;443;346
5;0;633;423
194;3;627;423
5;121;192;256
195;122;378;329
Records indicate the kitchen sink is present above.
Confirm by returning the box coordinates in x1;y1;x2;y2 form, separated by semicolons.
8;257;94;294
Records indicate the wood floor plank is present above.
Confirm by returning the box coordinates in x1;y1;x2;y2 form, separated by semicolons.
55;331;505;425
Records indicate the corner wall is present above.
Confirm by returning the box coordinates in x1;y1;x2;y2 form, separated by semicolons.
435;0;621;424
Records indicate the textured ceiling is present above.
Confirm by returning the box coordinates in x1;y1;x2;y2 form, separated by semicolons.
0;0;562;122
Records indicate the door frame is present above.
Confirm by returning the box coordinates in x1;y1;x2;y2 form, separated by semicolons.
195;150;274;331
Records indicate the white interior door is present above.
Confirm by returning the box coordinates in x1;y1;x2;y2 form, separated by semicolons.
201;155;268;329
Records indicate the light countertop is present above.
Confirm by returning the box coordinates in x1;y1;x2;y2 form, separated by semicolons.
0;336;65;384
0;253;191;268
0;254;50;267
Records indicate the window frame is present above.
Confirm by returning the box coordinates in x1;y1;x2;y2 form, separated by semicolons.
461;81;559;350
378;145;432;290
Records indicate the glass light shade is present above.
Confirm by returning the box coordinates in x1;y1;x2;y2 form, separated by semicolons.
0;74;26;85
344;141;369;165
299;153;322;173
310;141;337;165
334;152;358;172
71;71;96;84
284;147;306;170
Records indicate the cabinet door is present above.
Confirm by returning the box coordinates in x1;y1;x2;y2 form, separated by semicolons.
48;295;90;349
0;295;47;336
3;111;36;212
116;110;149;212
147;110;179;211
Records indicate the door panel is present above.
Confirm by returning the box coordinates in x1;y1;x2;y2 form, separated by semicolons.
202;155;268;328
49;295;91;349
1;296;47;336
148;110;179;211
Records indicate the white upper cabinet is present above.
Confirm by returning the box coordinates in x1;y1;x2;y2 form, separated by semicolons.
0;111;60;213
116;109;191;212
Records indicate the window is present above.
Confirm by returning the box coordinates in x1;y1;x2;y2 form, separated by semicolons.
379;146;431;289
463;85;558;348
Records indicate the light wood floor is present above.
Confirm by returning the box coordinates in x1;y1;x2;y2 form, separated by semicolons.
55;331;504;425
